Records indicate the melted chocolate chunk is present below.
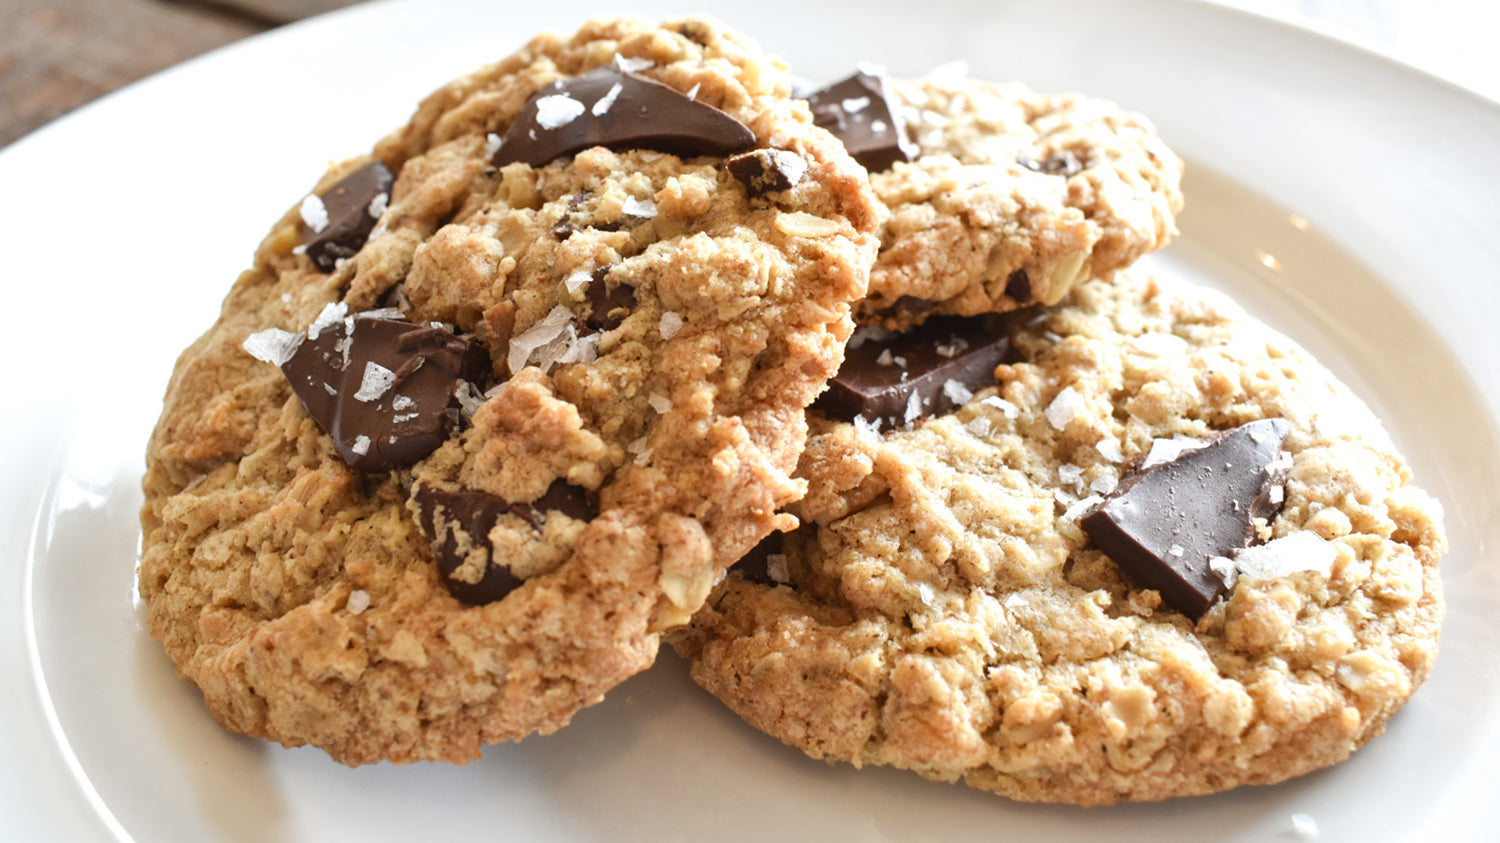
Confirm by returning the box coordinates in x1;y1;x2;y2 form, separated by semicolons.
281;314;486;472
1080;418;1292;619
301;161;394;272
1004;269;1032;303
803;70;918;172
727;148;808;197
492;65;755;168
412;481;598;605
816;316;1011;427
584;268;636;331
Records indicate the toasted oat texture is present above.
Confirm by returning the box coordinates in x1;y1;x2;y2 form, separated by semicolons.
859;74;1183;327
139;16;879;765
679;273;1445;804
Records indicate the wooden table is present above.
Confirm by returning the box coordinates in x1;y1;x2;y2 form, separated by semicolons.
0;0;357;149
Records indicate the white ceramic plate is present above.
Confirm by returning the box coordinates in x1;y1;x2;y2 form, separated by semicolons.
4;1;1498;839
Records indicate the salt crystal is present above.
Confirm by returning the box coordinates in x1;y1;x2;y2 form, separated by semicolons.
454;381;485;420
903;391;923;426
299;194;329;233
1233;532;1337;582
1057;464;1083;488
484;132;502;159
563;270;592;295
591;82;624;116
981;395;1020;419
847;325;896;350
892;355;908;369
1168;545;1184;557
935;338;970;358
853;415;883;440
351;435;372;456
242;328;304;366
876;348;894;366
1095;438;1125;463
1062;494;1103;521
869;119;888;135
1045;386;1084;430
621;195;657;218
841;96;871;113
534;94;585;129
280;292;292;303
942;379;973;406
915;582;936;605
1003;592;1027;609
766;554;789;584
1268;450;1294;473
1142;435;1207;469
649;393;673;414
966;417;991;437
353;361;396;402
367;192;389;219
1269;485;1285;505
614;55;654;73
1209;555;1237;586
392;394;414;412
307;301;348;341
1290;813;1319;839
627;435;650;454
685;82;701;101
1089;474;1117;495
346;590;371;615
507;306;575;374
658;311;683;339
292;244;308;255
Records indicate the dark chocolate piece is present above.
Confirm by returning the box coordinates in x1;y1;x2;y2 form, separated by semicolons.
584;268;636;331
727;148;808;197
492;65;755;168
281;314;486;472
1080;418;1292;618
1004;269;1031;303
301;161;394;272
412;480;598;605
815;315;1010;427
802;70;918;172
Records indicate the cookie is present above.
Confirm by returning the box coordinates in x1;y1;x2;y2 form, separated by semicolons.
138;16;880;765
802;66;1183;328
678;272;1446;804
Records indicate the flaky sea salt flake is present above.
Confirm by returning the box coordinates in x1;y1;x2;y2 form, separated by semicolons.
299;194;329;232
1045;386;1084;430
353;361;396;402
307;301;348;340
508;306;575;374
622;195;657;218
1062;494;1103;522
648;393;673;414
1290;813;1319;839
658;311;683;339
981;395;1020;419
1095;438;1125;463
1233;532;1337;582
614;55;654;73
535;94;586;129
351;435;371;456
591;82;624;116
943;379;974;406
242;328;304;366
346;590;371;615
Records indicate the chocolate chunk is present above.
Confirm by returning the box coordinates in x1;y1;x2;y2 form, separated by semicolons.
301;161;394;272
815;316;1010;427
584;268;636;331
281;313;486;472
492;65;755;168
802;70;918;172
727;148;808;197
412;480;598;605
1080;419;1292;619
1004;269;1031;303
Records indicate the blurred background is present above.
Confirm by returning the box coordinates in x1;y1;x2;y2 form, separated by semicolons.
2;0;1497;149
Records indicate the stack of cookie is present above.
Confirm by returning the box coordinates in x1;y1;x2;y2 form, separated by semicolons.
139;16;1445;806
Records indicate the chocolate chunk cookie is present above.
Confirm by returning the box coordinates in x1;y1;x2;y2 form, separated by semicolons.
678;273;1445;804
139;16;880;765
807;67;1183;327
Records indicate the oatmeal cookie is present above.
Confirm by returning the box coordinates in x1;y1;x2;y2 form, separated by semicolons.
678;273;1445;804
139;16;880;765
804;67;1183;328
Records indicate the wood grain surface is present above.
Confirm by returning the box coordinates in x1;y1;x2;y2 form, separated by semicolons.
0;0;357;148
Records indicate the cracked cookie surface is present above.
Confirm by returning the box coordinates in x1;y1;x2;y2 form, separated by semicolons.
139;16;879;765
679;273;1445;804
860;73;1183;327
